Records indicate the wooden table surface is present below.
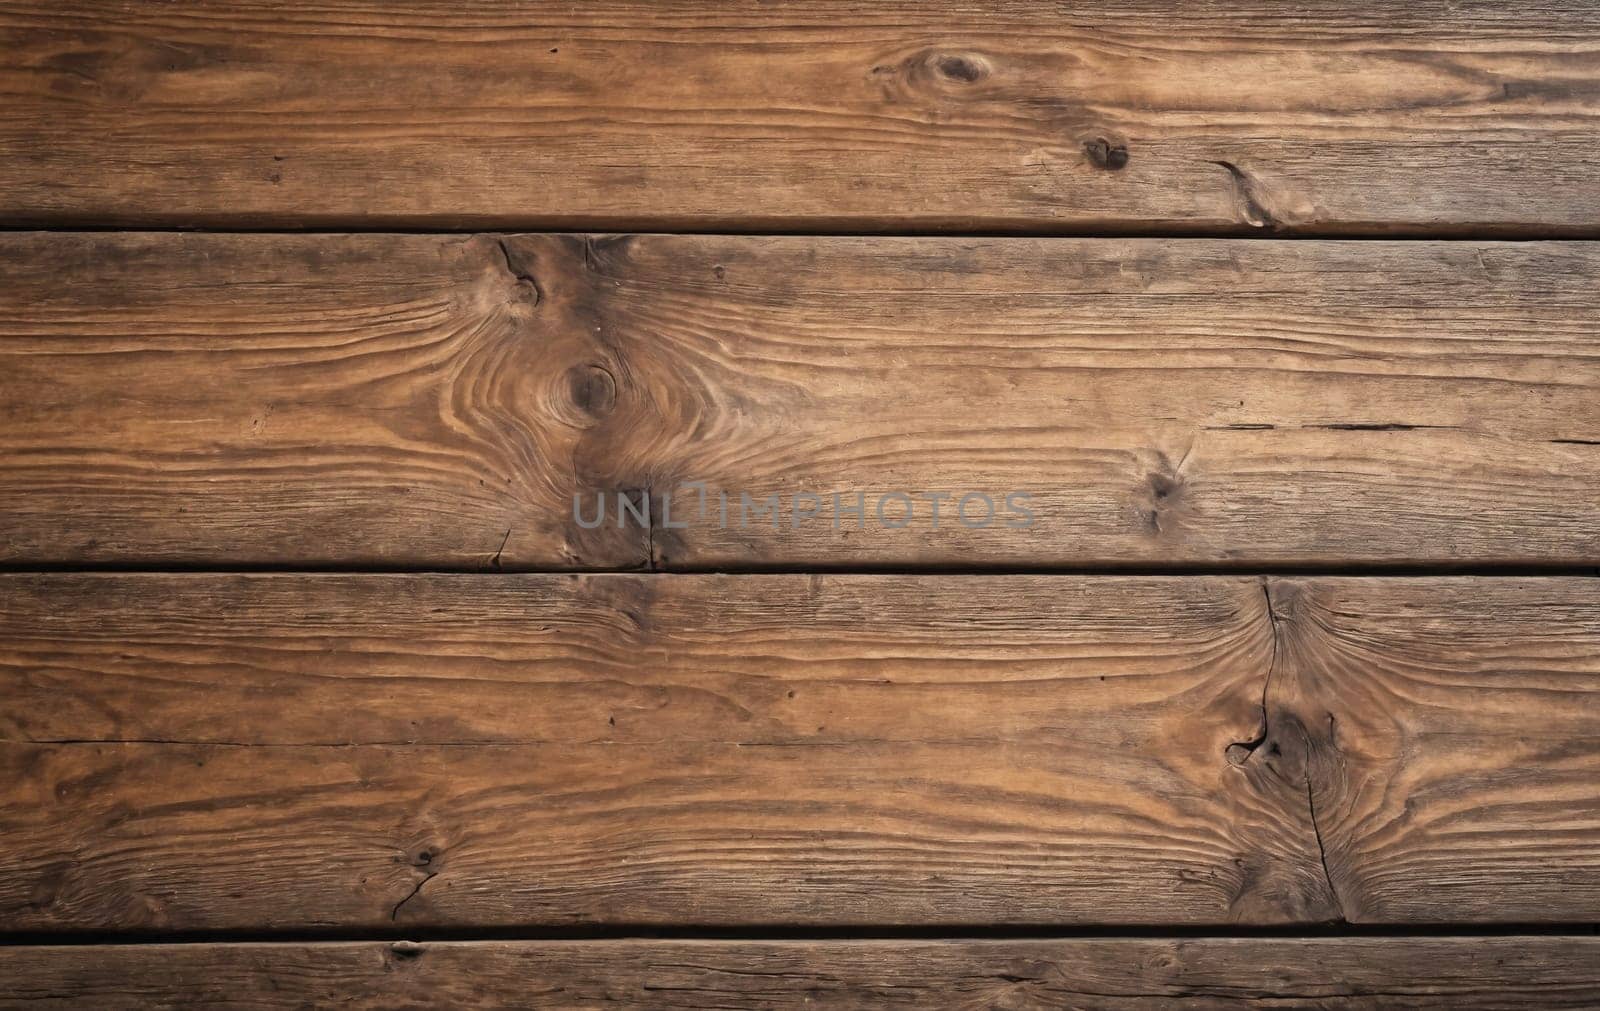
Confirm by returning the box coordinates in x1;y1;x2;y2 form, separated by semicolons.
1;2;1598;1007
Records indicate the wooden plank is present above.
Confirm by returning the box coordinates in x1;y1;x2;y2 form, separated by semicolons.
2;2;1598;233
0;574;1294;930
1;574;1597;931
5;938;1600;1009
4;233;1599;568
0;232;647;569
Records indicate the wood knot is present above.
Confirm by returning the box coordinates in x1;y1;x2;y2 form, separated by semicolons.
881;49;993;93
935;54;987;83
1083;137;1129;171
566;363;617;421
1148;473;1180;502
1229;712;1312;786
1140;470;1190;536
390;941;426;961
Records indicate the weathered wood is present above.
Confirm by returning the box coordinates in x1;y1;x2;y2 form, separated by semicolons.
5;937;1600;1009
2;2;1599;233
1252;578;1600;924
1;574;1596;931
0;232;645;569
0;574;1294;929
4;233;1599;568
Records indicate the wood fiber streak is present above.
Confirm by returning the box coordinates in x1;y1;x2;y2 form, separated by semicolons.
3;234;1599;567
4;938;1600;1009
1;2;1598;231
0;574;1596;931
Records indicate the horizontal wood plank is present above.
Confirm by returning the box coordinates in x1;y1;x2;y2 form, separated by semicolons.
1;574;1596;930
3;233;1599;568
2;2;1599;232
5;937;1600;1009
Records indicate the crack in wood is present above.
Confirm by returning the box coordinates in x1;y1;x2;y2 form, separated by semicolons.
493;238;542;306
1305;775;1348;924
1226;579;1348;922
391;871;437;922
488;528;511;571
1225;579;1278;765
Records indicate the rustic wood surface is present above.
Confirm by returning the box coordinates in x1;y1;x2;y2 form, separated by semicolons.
2;2;1599;233
4;0;1596;1000
5;937;1600;1009
2;574;1595;931
4;233;1598;568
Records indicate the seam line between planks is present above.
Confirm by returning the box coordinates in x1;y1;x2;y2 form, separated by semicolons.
0;564;1595;578
2;924;1599;949
4;224;1600;242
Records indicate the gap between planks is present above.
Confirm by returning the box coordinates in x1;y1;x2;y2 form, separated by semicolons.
5;225;1600;241
3;924;1598;948
0;564;1595;577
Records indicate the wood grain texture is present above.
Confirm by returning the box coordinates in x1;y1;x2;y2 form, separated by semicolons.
5;937;1600;1009
1;574;1596;931
1252;578;1600;924
0;232;646;569
4;233;1599;568
2;2;1598;232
